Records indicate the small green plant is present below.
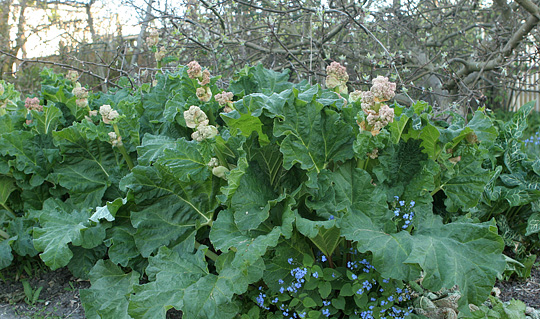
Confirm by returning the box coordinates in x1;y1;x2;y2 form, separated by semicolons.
22;280;44;306
64;281;76;292
466;296;526;319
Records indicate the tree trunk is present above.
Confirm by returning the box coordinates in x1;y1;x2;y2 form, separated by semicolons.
130;0;154;66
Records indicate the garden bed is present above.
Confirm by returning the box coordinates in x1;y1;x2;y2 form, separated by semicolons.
1;265;540;318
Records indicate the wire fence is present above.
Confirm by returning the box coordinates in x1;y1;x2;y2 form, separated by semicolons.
510;70;540;111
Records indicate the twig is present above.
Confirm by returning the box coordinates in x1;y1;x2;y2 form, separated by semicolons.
0;50;123;89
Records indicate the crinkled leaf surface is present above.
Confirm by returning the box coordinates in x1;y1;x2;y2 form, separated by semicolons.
32;198;107;269
157;138;211;182
137;134;177;166
0;236;16;269
221;94;270;145
271;87;354;173
31;104;62;135
0;176;16;205
104;221;139;267
467;110;498;144
49;158;111;209
210;211;282;268
80;260;138;319
181;274;240;319
296;215;340;257
181;254;264;319
373;139;428;195
67;245;107;280
341;211;505;311
7;217;38;257
230;64;292;96
441;153;492;212
128;246;208;318
52;125;122;207
120;165;218;257
230;165;277;231
331;163;391;224
0;132;58;185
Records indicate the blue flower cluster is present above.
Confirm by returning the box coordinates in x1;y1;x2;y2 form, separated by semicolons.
253;254;414;319
393;197;415;230
524;132;540;146
255;290;269;310
358;305;413;319
347;258;375;273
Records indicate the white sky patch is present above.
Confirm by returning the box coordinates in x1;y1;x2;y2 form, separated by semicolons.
11;0;141;58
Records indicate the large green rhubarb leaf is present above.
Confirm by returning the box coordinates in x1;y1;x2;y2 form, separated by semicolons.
67;245;107;280
31;104;62;135
0;132;58;186
342;213;504;310
230;165;278;231
373;139;429;197
128;246;208;318
181;274;240;319
441;152;492;212
271;88;354;173
221;94;271;145
104;221;139;267
157;138;211;182
52;124;122;207
120;165;219;257
230;64;292;96
137;134;176;166
0;176;16;208
181;254;264;319
210;211;282;267
0;236;16;269
49;158;111;208
7;217;38;257
32;198;108;269
80;260;138;319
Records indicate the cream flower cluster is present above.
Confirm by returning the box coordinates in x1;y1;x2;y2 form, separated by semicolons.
353;76;397;136
99;105;120;124
371;76;396;102
191;124;218;142
25;97;43;112
183;105;218;142
326;62;349;94
146;30;159;47
215;91;234;113
207;157;229;179
184;105;209;128
187;61;212;102
187;61;202;79
108;131;123;147
72;83;90;109
155;49;166;62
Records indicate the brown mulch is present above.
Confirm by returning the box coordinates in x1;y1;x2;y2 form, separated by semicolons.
496;266;540;308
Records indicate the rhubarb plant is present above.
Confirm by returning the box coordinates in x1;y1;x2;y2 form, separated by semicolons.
0;62;528;318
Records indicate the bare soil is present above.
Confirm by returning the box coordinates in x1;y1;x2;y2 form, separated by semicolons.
496;266;540;308
0;267;88;318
